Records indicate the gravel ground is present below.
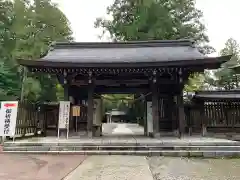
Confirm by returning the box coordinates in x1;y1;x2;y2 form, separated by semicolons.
147;157;240;180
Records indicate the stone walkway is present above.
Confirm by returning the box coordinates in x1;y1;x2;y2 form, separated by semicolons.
105;123;144;136
148;157;240;180
64;155;153;180
1;154;240;180
112;123;134;135
63;156;240;180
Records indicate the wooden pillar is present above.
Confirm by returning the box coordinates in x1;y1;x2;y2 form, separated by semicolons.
63;70;69;101
87;72;94;137
177;94;185;138
200;100;207;136
152;82;159;137
167;95;174;132
177;68;185;138
143;100;148;136
171;96;177;133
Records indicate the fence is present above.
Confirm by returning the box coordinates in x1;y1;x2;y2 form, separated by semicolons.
13;102;60;138
185;102;240;133
14;102;42;138
9;99;240;138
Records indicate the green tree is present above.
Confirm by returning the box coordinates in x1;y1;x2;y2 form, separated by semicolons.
213;38;240;90
184;73;205;92
0;0;73;102
95;0;214;53
0;0;21;100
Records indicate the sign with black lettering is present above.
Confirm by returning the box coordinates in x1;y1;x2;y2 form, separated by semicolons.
58;101;70;129
0;101;18;136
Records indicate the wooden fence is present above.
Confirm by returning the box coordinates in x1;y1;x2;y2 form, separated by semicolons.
185;102;240;133
14;102;89;138
14;102;40;137
10;100;240;138
14;102;59;138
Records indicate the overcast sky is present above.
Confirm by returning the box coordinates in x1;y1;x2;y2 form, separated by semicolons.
54;0;240;55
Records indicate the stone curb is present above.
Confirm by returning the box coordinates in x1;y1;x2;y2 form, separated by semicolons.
2;150;240;158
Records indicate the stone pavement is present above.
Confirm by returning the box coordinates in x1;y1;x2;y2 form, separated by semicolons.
63;156;240;180
64;155;153;180
0;154;86;180
148;157;240;180
112;123;134;135
1;154;240;179
104;123;144;136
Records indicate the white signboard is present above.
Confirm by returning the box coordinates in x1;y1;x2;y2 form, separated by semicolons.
93;99;102;126
58;101;70;129
0;101;18;136
147;101;153;134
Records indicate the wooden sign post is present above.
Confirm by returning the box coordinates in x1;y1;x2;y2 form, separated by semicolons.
72;106;80;132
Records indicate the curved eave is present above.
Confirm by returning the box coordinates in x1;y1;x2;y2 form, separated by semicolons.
230;64;240;74
193;89;240;101
17;55;231;69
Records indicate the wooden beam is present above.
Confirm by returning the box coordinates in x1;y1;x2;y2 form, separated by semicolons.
71;78;179;87
72;79;149;86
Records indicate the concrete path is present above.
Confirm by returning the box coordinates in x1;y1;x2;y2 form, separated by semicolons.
64;155;153;180
112;123;134;135
103;123;144;136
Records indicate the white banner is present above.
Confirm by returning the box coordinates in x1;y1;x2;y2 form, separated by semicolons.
93;99;102;126
0;101;18;136
147;101;153;134
58;101;70;129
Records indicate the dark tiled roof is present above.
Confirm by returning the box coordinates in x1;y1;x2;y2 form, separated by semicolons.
42;40;203;63
18;40;231;67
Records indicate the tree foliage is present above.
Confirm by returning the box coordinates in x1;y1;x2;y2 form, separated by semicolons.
0;0;73;102
211;38;240;90
95;0;214;54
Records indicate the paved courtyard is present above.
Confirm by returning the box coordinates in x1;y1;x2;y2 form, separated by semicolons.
1;123;240;179
1;154;240;180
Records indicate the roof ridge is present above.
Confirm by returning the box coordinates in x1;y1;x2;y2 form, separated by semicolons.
51;39;195;49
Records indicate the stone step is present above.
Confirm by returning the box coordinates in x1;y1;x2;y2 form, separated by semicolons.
3;145;240;151
2;149;240;158
4;141;240;147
